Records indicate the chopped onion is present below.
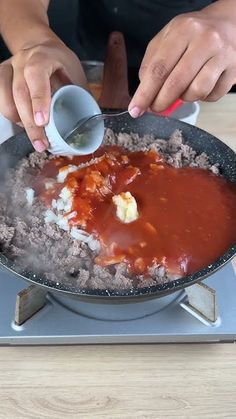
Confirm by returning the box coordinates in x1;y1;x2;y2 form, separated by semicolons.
25;188;35;206
56;198;65;211
67;211;77;220
52;199;57;209
58;186;73;212
59;186;72;201
45;180;54;190
64;201;72;212
56;216;70;231
70;227;90;242
88;239;100;251
70;227;100;251
57;165;77;183
44;209;58;224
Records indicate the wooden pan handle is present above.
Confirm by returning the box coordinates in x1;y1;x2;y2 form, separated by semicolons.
98;31;131;109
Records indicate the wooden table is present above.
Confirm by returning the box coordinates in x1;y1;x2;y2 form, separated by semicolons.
0;95;236;419
198;94;236;152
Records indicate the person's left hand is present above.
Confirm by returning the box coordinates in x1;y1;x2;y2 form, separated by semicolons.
128;8;236;117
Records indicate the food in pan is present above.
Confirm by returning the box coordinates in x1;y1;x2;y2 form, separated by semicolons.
0;129;235;290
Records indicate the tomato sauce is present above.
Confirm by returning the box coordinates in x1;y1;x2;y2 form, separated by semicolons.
37;147;236;277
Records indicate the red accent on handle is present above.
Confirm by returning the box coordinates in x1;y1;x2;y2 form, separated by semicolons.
158;99;184;116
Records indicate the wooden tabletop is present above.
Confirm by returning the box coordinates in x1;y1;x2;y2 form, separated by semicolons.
0;95;236;419
197;94;236;152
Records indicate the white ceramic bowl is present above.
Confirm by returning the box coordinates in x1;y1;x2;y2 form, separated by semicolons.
45;85;104;156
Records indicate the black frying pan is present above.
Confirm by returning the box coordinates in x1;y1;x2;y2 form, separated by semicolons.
0;112;235;301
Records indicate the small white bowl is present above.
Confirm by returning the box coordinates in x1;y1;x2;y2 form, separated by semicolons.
45;85;104;156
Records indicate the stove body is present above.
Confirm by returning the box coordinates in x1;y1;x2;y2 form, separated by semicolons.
0;263;235;345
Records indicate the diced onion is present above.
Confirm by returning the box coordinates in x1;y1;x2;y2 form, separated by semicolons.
57;165;77;183
56;198;65;211
70;227;100;251
64;201;72;212
59;187;72;201
25;188;35;206
58;186;73;212
70;226;90;241
44;209;58;223
67;211;77;220
52;199;57;209
56;216;70;231
45;180;54;190
88;239;100;251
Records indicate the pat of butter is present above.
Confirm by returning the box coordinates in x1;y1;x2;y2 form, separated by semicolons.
112;192;139;223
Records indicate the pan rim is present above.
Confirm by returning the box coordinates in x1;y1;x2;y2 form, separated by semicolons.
0;245;235;299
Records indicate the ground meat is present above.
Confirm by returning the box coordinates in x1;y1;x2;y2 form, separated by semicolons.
0;129;220;291
0;223;15;248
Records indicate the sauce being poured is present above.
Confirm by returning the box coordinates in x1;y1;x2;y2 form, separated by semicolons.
36;146;236;278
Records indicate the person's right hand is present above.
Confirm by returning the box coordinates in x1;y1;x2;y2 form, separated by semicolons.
0;39;87;152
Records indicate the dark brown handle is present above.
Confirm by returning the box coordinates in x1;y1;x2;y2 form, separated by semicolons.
98;31;131;109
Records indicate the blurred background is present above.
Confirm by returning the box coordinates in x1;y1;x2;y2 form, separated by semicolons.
0;0;235;96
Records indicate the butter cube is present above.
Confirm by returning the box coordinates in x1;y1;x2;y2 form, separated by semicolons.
112;192;139;223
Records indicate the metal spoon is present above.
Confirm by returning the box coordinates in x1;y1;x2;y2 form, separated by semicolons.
65;110;129;147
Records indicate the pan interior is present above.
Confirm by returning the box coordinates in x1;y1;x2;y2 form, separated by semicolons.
0;113;235;300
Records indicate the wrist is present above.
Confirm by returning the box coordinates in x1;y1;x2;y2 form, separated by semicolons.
0;0;53;54
203;0;236;21
6;23;63;54
18;25;64;52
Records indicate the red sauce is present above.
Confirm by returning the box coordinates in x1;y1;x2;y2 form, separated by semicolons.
37;147;236;277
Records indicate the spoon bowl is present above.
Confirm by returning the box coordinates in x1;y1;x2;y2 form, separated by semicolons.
65;110;129;148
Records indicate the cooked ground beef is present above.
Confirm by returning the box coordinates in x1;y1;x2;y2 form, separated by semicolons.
0;129;219;291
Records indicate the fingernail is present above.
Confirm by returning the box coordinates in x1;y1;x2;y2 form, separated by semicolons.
34;111;45;126
129;106;142;118
33;140;46;152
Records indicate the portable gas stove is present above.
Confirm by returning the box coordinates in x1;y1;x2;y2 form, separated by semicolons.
0;261;236;345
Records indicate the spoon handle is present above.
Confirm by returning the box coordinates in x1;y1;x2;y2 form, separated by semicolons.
102;110;129;119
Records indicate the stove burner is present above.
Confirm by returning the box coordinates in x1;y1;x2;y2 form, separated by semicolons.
49;290;184;321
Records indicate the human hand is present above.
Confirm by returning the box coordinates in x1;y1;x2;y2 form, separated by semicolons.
0;39;87;151
129;9;236;117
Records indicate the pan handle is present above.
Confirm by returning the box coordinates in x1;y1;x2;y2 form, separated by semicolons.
98;31;131;110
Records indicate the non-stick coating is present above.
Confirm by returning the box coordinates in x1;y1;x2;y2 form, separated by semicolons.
0;113;235;301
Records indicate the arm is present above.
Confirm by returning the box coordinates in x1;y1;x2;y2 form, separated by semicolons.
0;0;53;53
0;0;86;152
129;0;236;117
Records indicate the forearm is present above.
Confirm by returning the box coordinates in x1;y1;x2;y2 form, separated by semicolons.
0;0;61;54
